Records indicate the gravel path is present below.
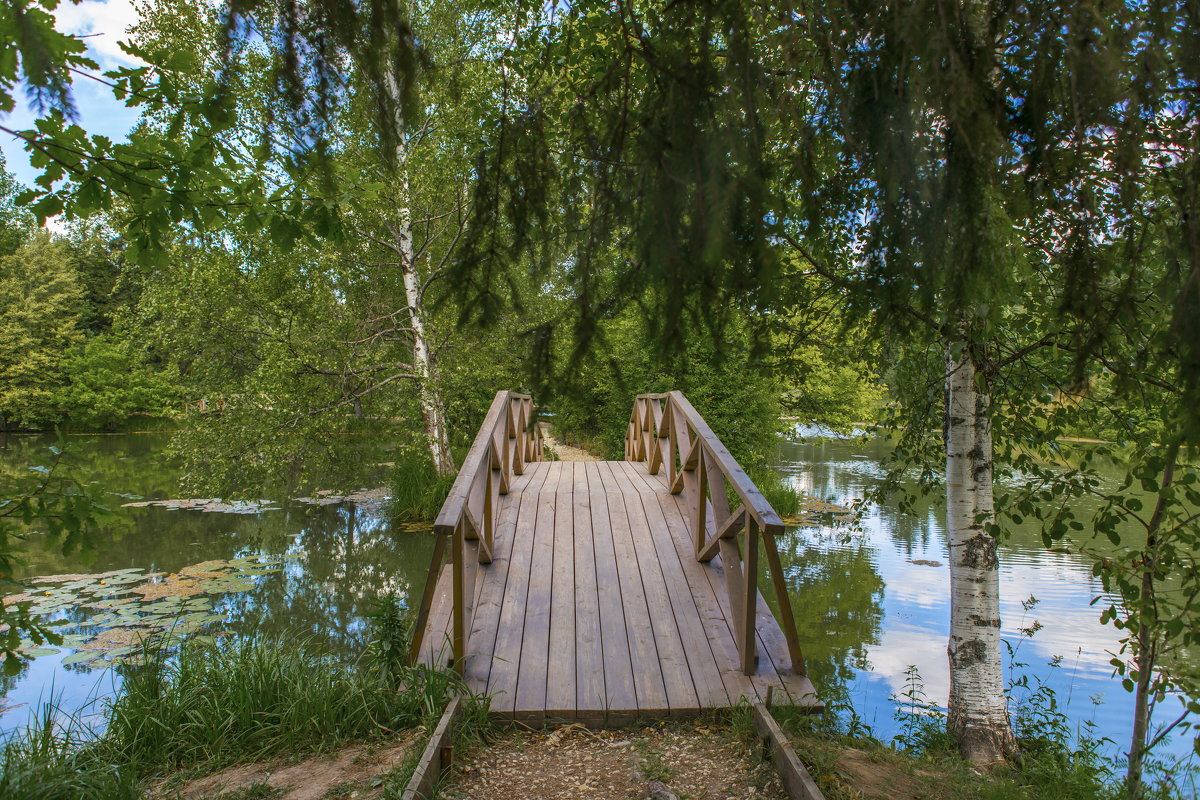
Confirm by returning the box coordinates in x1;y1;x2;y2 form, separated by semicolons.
441;723;786;800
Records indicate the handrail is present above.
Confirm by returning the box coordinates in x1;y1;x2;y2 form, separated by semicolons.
625;391;805;677
409;390;544;671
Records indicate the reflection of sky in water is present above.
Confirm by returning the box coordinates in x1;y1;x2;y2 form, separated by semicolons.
0;433;434;737
775;433;1195;765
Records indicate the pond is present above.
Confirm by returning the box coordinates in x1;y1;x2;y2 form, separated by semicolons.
0;429;1194;770
0;432;434;734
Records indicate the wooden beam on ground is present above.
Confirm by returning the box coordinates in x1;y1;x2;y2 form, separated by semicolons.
401;696;464;800
752;701;827;800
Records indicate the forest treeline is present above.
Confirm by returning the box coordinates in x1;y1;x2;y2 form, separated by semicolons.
0;170;173;432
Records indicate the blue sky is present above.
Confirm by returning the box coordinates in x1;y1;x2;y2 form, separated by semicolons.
0;0;144;190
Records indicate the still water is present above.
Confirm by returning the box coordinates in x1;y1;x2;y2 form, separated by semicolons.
0;430;1194;770
775;428;1195;768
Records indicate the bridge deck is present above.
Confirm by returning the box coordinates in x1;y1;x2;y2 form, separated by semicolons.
419;459;820;724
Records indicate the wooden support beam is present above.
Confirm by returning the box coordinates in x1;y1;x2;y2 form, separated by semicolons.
451;521;465;674
696;505;745;563
407;531;447;666
762;530;805;675
705;448;731;520
401;697;464;800
669;437;701;494
751;701;827;800
718;536;746;663
692;449;708;554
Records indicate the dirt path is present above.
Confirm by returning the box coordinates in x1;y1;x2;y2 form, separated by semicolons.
441;722;786;800
540;424;603;462
159;733;419;800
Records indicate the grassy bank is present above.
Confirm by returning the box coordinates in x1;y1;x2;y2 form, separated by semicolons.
0;635;459;800
757;679;1198;800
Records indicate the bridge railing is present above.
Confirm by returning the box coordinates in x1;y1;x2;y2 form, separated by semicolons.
408;390;544;671
625;391;805;677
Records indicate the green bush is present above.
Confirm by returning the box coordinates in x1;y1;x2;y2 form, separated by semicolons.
54;334;177;430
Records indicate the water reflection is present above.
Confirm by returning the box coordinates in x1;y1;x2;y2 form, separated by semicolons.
0;433;433;735
773;433;1192;762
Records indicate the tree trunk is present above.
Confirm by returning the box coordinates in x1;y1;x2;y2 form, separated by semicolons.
1126;442;1179;792
1128;594;1155;794
398;221;455;477
944;337;1016;765
386;67;456;478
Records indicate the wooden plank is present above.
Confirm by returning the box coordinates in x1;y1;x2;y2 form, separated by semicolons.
588;462;638;723
752;701;827;800
612;463;701;716
465;465;546;692
594;461;670;713
573;463;607;723
401;697;463;800
626;464;732;710
621;464;751;705
487;463;550;712
545;462;578;717
514;462;561;721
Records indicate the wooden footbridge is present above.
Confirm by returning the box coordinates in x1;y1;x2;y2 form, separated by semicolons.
408;391;821;724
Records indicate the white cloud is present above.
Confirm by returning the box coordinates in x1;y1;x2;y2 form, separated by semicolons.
54;0;145;68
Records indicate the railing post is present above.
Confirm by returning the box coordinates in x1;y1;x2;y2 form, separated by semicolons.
741;518;760;675
693;448;708;554
452;519;465;675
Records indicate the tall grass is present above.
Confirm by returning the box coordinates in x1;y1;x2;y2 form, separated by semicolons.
0;635;462;798
100;638;451;771
0;706;138;800
390;444;456;521
746;466;803;517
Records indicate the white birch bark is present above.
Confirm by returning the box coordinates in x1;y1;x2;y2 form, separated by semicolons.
386;67;456;477
944;337;1016;764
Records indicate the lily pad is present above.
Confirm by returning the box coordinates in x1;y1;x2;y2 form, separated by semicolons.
60;651;102;666
20;648;60;657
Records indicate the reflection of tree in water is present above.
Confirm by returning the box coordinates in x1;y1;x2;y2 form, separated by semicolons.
770;530;885;689
881;502;940;556
217;505;435;654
